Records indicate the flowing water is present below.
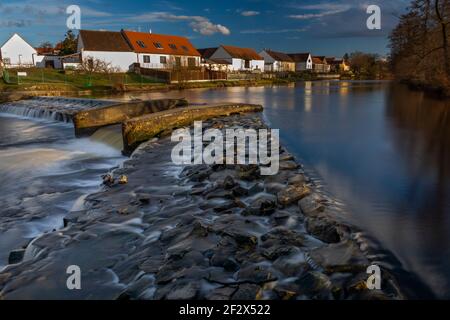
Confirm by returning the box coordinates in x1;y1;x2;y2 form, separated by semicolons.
1;82;449;298
0;101;125;267
109;81;450;298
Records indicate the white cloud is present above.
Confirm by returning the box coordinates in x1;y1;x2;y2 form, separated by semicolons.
241;11;260;16
129;12;230;35
288;2;351;20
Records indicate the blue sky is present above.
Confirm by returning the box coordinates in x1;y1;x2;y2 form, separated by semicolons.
0;0;411;56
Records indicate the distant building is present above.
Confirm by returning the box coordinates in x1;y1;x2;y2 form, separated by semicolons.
0;33;44;68
203;45;264;72
198;47;233;72
77;30;136;72
327;57;350;72
259;50;295;72
122;30;201;69
312;56;331;73
287;53;313;72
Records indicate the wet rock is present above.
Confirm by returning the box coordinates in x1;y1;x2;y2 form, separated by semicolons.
279;161;299;170
205;286;237;300
213;200;238;212
118;175;128;184
211;253;240;272
236;165;260;181
288;174;306;185
136;193;151;204
8;249;25;264
277;184;310;206
308;240;369;273
262;245;295;261
261;227;305;247
102;173;114;186
232;185;248;197
248;183;264;195
223;176;236;190
305;217;341;243
232;284;261;300
265;182;286;194
205;190;234;200
273;257;309;277
166;281;200;300
295;271;333;299
237;264;277;284
298;194;325;216
243;194;277;216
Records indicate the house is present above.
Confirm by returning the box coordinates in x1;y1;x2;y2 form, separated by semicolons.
35;46;63;69
327;57;350;72
312;56;331;73
198;47;232;72
0;33;44;68
259;50;295;72
77;30;136;72
122;30;201;70
206;45;264;72
287;53;313;72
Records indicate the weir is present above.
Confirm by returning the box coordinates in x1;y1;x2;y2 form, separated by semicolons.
0;97;264;157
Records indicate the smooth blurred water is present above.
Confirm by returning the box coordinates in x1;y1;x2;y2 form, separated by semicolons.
115;81;450;298
0;113;124;267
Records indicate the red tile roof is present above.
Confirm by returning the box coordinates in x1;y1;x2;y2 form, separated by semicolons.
122;30;200;57
222;45;263;60
287;53;311;63
264;50;294;62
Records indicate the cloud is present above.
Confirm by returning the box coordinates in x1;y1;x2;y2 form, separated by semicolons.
288;3;351;20
0;20;32;28
129;12;230;35
241;11;260;16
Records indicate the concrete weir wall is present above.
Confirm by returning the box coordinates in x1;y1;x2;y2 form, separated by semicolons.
73;98;188;136
122;103;264;155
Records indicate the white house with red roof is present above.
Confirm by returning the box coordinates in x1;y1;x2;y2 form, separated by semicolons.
122;30;201;69
205;45;264;72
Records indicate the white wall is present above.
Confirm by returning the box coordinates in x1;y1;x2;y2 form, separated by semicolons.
138;53;200;69
82;51;137;72
0;34;38;67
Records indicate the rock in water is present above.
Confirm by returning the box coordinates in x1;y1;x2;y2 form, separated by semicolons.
8;249;25;264
102;173;115;186
277;184;310;206
118;175;128;184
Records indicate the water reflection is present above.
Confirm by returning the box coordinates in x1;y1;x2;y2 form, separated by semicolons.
105;81;450;298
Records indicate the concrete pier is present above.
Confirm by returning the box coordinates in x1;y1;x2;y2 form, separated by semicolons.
73;98;188;136
122;103;263;155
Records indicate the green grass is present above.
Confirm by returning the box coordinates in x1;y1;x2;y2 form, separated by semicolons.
1;68;164;90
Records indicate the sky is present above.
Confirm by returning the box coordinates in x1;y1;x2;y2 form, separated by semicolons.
0;0;412;56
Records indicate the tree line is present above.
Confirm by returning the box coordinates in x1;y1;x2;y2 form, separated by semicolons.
389;0;450;95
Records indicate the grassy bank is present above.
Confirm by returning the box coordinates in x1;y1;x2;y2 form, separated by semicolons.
0;68;329;98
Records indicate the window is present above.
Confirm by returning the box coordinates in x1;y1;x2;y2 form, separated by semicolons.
160;56;167;64
136;40;147;48
143;55;150;63
181;46;189;52
153;42;163;49
169;44;177;50
244;60;250;68
175;57;181;67
188;57;196;67
3;58;11;65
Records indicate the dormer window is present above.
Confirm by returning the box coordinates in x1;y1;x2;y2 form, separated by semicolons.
153;42;163;49
136;40;147;48
181;46;189;52
169;44;177;50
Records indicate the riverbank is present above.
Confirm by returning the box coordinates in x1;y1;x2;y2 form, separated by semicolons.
0;112;405;300
0;70;324;102
400;79;450;99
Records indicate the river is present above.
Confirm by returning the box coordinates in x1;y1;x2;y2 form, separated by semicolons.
111;81;450;298
0;80;449;298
